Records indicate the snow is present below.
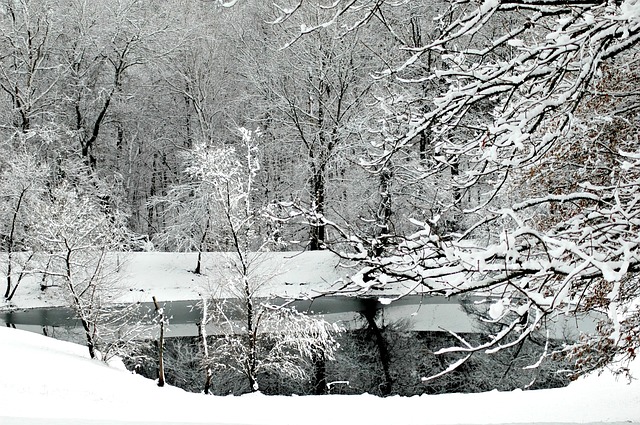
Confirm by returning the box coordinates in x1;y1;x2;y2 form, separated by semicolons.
488;298;506;320
621;0;640;20
0;253;638;424
1;326;639;425
0;251;355;310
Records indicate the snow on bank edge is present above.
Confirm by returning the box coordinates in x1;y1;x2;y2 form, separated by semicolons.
0;327;638;425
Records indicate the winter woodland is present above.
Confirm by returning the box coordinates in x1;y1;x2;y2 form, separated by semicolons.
0;0;639;396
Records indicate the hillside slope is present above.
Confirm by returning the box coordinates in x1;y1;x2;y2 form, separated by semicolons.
1;327;638;425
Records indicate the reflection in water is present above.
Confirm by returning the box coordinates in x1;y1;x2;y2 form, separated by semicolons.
0;294;597;339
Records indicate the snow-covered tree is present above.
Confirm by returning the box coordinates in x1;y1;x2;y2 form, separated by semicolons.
278;0;640;379
152;127;262;272
0;0;62;133
240;4;382;251
0;145;48;301
183;128;341;393
33;159;138;360
205;288;341;393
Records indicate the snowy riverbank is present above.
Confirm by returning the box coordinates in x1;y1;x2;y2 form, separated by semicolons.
1;326;639;425
0;251;355;310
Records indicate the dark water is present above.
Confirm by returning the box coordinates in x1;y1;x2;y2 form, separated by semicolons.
0;295;598;337
0;295;463;332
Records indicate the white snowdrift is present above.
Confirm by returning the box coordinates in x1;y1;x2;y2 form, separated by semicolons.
0;327;638;425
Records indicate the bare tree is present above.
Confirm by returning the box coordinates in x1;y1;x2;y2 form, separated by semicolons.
277;0;640;379
0;148;46;301
0;0;61;133
33;166;134;360
180;128;342;393
241;6;378;250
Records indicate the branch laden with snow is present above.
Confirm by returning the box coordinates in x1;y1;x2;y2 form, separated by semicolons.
275;0;640;379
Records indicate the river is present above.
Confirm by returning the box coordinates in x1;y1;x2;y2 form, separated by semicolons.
1;294;599;339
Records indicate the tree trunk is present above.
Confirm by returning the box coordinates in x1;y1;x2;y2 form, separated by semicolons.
198;297;212;394
195;251;203;275
153;296;165;387
450;157;462;232
373;164;393;257
64;247;97;360
309;169;326;251
4;187;27;300
247;331;259;392
313;352;327;395
194;215;210;274
361;299;392;396
80;317;97;360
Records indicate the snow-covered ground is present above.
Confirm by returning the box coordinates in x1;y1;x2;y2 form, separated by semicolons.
0;326;638;425
1;251;359;310
1;252;638;424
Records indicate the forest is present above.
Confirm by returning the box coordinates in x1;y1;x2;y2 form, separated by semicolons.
0;0;639;396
